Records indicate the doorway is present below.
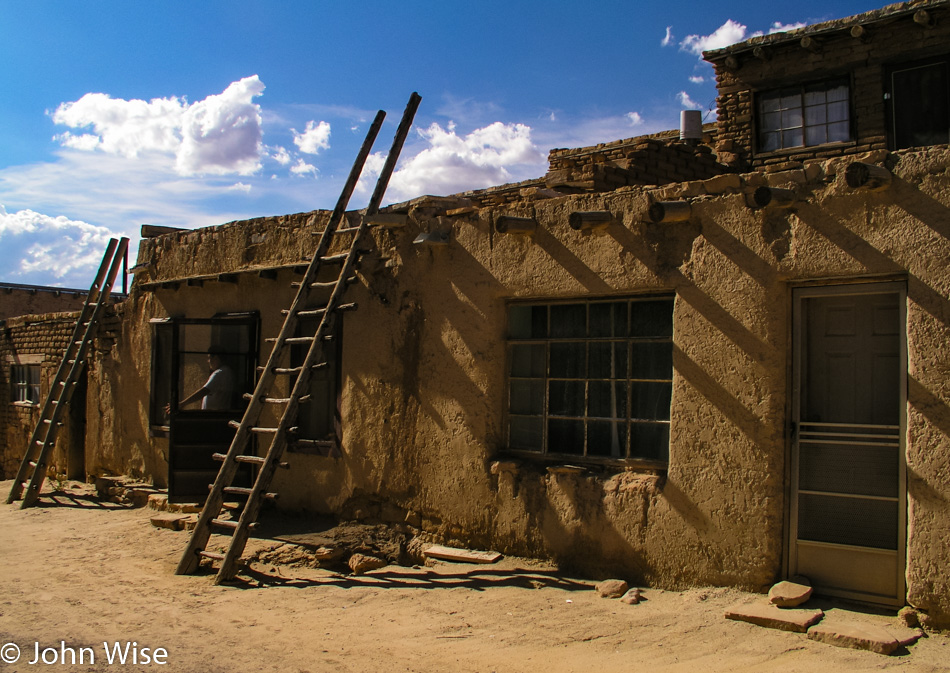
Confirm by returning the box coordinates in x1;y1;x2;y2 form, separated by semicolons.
789;282;906;606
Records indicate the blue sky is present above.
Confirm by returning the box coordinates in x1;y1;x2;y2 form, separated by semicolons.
0;0;884;288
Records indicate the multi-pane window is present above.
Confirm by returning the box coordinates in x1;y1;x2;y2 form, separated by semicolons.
887;56;950;150
758;79;851;152
11;364;41;405
506;297;674;463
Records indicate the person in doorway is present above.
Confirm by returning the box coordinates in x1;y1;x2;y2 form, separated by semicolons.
167;351;235;413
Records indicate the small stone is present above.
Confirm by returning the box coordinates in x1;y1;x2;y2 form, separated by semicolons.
147;494;168;511
769;581;813;607
897;606;920;629
620;588;641;605
807;621;900;655
348;553;386;575
596;579;629;598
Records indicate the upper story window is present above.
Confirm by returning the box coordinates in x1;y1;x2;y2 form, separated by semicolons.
886;55;949;150
505;296;674;466
11;364;41;405
758;78;851;152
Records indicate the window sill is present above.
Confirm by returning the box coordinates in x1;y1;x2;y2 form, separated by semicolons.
499;449;668;473
287;438;340;457
12;401;39;409
753;140;856;160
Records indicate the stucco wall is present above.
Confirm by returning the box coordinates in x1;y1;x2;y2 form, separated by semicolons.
93;145;950;625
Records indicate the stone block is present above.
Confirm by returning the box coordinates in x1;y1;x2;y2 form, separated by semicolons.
768;581;813;607
725;603;824;633
806;622;900;655
703;173;742;194
147;494;168;511
149;514;189;531
596;579;629;598
348;553;387;575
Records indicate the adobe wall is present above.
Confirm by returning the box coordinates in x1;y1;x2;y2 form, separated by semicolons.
98;146;950;625
708;2;950;170
0;312;82;479
0;285;88;321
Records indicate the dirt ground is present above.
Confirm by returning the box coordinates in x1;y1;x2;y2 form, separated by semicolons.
1;480;947;673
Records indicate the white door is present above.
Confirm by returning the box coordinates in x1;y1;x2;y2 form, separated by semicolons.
789;282;906;606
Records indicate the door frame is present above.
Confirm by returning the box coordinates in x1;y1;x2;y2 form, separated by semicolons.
787;280;907;607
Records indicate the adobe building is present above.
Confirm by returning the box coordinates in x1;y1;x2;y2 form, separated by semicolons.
4;0;949;626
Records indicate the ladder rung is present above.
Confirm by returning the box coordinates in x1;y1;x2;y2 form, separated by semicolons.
241;393;291;404
212;453;287;468
265;336;312;345
211;518;239;530
320;253;348;264
28;460;38;468
336;226;361;234
222;486;279;500
256;366;302;375
198;550;226;561
226;420;278;434
282;307;327;318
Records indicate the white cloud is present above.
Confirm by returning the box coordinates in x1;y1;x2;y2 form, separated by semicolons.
271;146;292;165
292;120;331;155
677;91;703;109
661;26;674;47
290;158;317;177
689;75;705;84
228;182;252;193
625;112;644;127
680;19;748;56
361;121;546;201
50;76;265;177
0;204;116;283
768;21;806;34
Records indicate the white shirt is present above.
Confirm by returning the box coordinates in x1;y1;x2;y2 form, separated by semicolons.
201;366;235;410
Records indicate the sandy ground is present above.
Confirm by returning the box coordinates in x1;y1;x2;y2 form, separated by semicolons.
1;480;948;673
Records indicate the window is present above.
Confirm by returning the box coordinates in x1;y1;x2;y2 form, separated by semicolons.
758;79;851;152
288;318;341;453
887;56;950;150
506;296;674;464
11;364;41;405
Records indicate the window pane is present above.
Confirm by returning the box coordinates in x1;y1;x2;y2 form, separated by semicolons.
826;83;849;102
549;380;585;417
510;344;546;378
805;125;827;146
630;381;672;421
804;89;826;106
548;418;585;455
589;302;628;337
588;421;626;458
782;108;803;128
784;128;804;147
805;105;827;125
760;131;780;152
630;300;673;337
780;91;801;110
550;304;586;338
589;381;627;419
828;122;850;143
509;380;544;415
509;416;543;451
761;111;781;132
589;342;628;379
630;342;673;380
630;422;670;461
549;342;586;379
760;93;782;113
509;305;547;339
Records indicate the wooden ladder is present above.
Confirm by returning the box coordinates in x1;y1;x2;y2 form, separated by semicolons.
6;237;130;509
176;93;421;583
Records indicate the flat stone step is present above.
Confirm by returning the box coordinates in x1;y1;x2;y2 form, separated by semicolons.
149;514;191;531
724;602;824;633
806;622;901;655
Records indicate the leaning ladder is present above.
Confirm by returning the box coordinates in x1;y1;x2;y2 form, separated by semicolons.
7;237;130;509
177;93;421;583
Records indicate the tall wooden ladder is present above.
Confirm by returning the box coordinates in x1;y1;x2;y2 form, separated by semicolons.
7;237;130;509
177;93;421;583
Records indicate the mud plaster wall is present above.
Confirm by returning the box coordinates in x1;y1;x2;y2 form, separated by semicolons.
0;312;82;479
91;148;950;624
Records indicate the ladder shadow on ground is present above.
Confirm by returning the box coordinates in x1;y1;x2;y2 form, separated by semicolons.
222;564;597;593
32;489;135;510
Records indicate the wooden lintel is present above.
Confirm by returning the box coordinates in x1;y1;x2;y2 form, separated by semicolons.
217;274;238;284
141;224;186;239
446;206;478;216
364;213;409;228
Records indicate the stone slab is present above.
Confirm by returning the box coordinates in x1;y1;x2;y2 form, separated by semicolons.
423;544;502;564
149;514;190;531
725;603;824;633
769;581;813;607
807;622;901;655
